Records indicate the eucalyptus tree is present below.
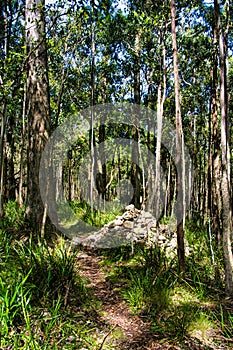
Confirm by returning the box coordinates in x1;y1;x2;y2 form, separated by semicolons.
25;0;50;233
45;1;92;204
215;0;233;294
171;0;186;272
0;0;25;214
176;3;212;223
0;0;8;216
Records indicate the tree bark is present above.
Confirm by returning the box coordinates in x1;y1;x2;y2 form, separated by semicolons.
209;3;221;244
0;1;8;216
18;84;26;208
25;0;50;233
90;0;96;212
215;0;233;294
171;0;185;273
154;36;166;224
131;32;141;209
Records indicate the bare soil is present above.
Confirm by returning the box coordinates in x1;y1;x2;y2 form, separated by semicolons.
77;249;199;350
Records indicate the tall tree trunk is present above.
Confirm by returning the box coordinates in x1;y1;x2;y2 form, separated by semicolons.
25;0;50;233
171;0;185;273
7;113;16;201
18;84;26;208
90;0;96;212
0;103;7;217
96;73;107;206
210;4;221;244
154;37;166;224
131;32;141;209
0;1;8;216
215;0;233;294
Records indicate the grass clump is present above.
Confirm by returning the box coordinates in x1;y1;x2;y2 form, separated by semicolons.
70;199;121;227
1;200;26;231
0;227;104;349
103;233;233;349
188;312;216;340
13;238;86;305
118;245;177;314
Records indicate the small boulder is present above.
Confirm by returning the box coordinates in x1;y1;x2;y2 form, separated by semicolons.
122;211;135;220
158;234;166;242
123;220;134;229
107;220;117;228
125;204;135;211
107;219;124;228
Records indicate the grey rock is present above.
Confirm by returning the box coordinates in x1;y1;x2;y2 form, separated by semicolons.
123;221;134;229
122;212;134;220
107;220;117;228
67;204;189;255
108;219;123;228
114;219;124;226
125;204;135;211
113;225;122;230
169;237;177;249
158;234;166;242
133;227;142;234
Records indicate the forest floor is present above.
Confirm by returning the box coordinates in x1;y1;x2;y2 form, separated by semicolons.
2;203;233;349
76;248;230;350
77;249;160;350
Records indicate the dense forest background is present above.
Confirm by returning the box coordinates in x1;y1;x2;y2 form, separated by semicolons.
1;0;233;348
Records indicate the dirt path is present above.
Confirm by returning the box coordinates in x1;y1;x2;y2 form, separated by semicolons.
77;249;180;350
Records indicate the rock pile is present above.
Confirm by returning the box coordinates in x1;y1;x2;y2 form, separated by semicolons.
70;204;189;256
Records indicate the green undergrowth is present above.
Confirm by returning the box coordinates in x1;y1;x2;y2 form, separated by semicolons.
70;200;122;227
100;232;233;349
0;230;124;349
56;199;122;230
0;199;121;350
1;201;233;349
0;202;126;349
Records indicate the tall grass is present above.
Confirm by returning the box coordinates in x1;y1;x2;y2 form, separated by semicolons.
1;201;233;349
0;199;94;349
70;199;121;227
0;270;32;339
13;238;85;304
117;225;233;347
0;200;26;232
0;228;107;349
0;201;125;349
120;245;177;314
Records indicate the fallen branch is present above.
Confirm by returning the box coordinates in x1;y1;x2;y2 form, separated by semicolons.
98;325;117;350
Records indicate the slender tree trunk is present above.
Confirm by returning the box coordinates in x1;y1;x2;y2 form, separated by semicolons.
68;149;75;202
7;113;16;201
145;66;153;211
90;0;96;212
96;74;107;206
155;38;166;224
171;0;185;273
164;155;172;218
131;32;141;209
54;39;70;129
0;1;8;216
25;0;50;233
0;103;7;217
211;5;221;244
19;84;26;208
215;0;233;294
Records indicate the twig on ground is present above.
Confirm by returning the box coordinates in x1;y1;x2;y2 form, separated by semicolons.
98;325;117;350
